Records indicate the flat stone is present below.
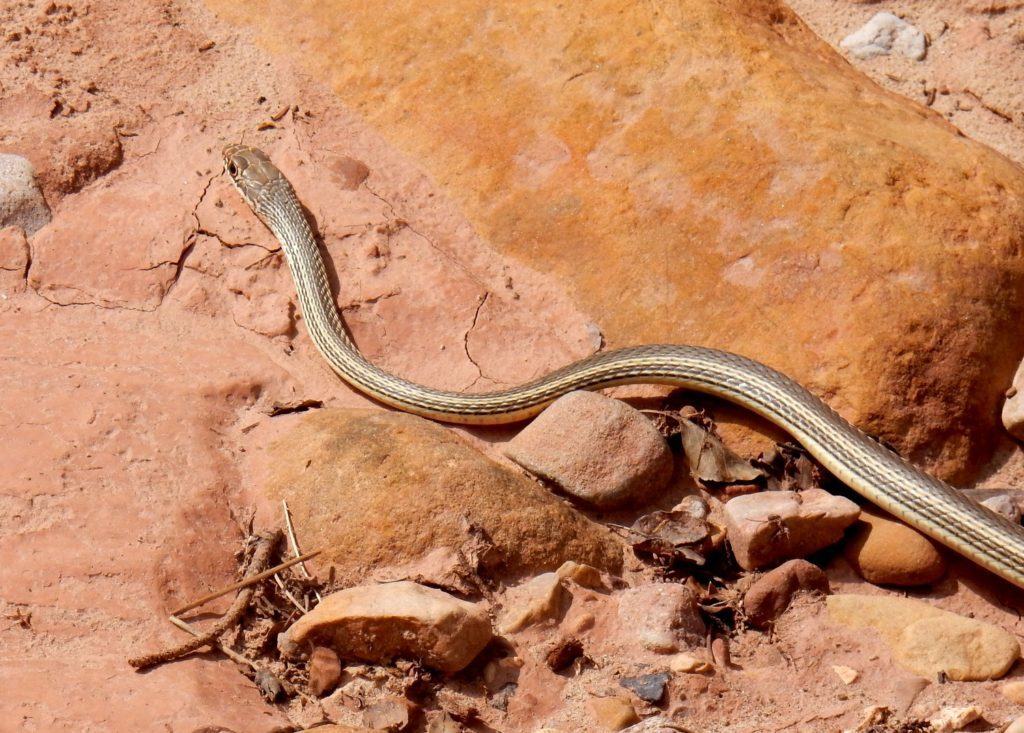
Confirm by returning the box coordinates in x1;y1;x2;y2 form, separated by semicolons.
261;410;623;585
724;490;860;570
616;583;705;654
842;506;946;587
827;594;1020;680
588;696;640;731
619;672;670;703
743;559;830;628
279;581;493;673
0;154;50;235
498;571;568;634
308;646;342;696
505;390;673;508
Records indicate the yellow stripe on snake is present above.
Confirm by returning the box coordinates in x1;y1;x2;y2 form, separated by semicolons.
223;143;1024;591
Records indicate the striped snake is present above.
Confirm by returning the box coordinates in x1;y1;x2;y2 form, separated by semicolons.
223;143;1024;590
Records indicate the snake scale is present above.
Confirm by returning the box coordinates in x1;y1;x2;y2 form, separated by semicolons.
224;143;1024;590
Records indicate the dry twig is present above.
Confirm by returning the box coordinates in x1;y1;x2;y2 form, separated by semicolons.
129;531;281;669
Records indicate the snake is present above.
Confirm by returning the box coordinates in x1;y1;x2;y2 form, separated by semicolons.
223;142;1024;591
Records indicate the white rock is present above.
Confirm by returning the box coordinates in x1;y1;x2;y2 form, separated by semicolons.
928;706;981;733
981;493;1022;523
840;12;927;61
1003;360;1024;440
0;154;50;235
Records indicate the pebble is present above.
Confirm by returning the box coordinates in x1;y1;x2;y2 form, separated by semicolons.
499;571;567;633
743;558;830;627
588;696;640;731
362;696;413;731
279;581;493;673
724;489;860;570
1004;359;1024;440
619;672;670;703
840;12;927;61
928;706;981;733
505;390;673;508
842;506;946;586
827;594;1020;680
616;583;706;653
832;665;859;684
669;653;713;674
0;154;51;235
1002;679;1024;704
308;645;342;696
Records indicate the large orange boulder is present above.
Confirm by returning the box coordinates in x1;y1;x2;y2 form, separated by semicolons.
206;0;1024;481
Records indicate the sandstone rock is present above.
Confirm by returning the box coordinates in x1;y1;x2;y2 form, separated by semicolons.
362;696;413;731
927;706;981;733
499;571;568;634
279;581;493;673
262;410;623;583
832;665;859;685
840;12;927;61
0;154;50;235
842;507;946;586
588;696;640;731
1002;359;1024;440
827;594;1020;680
1001;680;1024;704
669;653;713;674
214;0;1024;484
504;390;672;508
616;583;705;654
724;490;860;570
308;646;342;696
743;559;830;628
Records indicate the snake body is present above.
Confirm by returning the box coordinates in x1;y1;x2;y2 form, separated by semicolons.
224;143;1024;590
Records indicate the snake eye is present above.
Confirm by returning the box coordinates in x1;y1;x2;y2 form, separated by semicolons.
227;161;238;176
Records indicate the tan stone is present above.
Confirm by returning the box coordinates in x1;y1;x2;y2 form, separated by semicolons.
208;0;1024;482
262;410;623;583
827;594;1020;680
588;696;640;731
725;490;860;570
843;506;946;586
1001;679;1024;704
505;390;673;508
280;581;493;673
616;583;705;653
499;572;568;633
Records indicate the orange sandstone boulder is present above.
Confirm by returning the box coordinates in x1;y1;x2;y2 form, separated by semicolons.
206;0;1024;482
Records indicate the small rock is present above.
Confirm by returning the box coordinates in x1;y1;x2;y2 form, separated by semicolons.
308;646;342;696
981;494;1022;523
724;489;860;570
483;655;522;691
362;696;413;731
892;676;929;715
427;712;465;733
710;637;730;669
619;672;670;703
1003;358;1024;440
1001;679;1024;704
743;558;830;627
557;560;607;590
589;696;640;731
668;653;713;674
254;668;286;702
0;154;50;235
505;390;673;508
842;506;946;586
616;583;706;653
840;12;927;61
832;665;859;684
279;581;493;673
927;705;981;733
828;594;1020;680
962;488;1024;523
499;571;567;633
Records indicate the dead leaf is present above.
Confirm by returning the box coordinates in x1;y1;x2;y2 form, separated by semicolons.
678;418;762;484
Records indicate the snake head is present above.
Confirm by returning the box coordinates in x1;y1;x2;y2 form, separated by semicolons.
222;144;285;213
